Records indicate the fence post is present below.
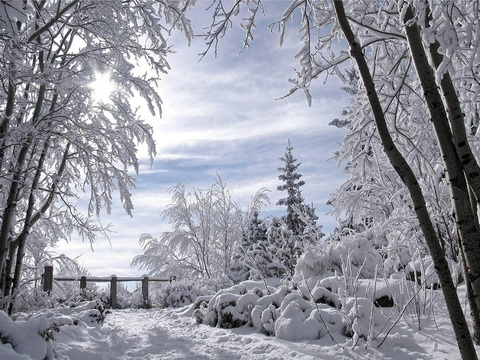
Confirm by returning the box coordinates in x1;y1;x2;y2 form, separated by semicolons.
142;275;149;303
110;275;117;309
43;265;53;294
80;276;87;290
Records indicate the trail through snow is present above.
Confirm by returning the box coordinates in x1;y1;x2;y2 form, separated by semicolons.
53;306;459;360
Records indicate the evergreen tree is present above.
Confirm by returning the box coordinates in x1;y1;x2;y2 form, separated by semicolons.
276;141;322;242
240;211;271;280
228;252;249;284
272;141;323;278
276;140;306;236
266;217;291;278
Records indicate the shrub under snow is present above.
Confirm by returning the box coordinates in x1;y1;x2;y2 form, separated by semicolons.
1;299;106;360
153;277;233;308
195;277;392;343
0;310;53;360
296;233;384;281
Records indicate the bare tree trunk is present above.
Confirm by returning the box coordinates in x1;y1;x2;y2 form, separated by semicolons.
0;74;16;172
402;3;480;330
1;241;16;297
460;233;480;345
333;2;477;359
6;138;49;313
0;137;32;284
418;0;480;205
9;142;70;309
465;184;480;344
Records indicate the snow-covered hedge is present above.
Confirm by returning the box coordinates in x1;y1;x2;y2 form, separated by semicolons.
296;233;385;281
194;277;392;343
1;299;106;359
152;277;233;308
0;310;55;360
295;230;463;294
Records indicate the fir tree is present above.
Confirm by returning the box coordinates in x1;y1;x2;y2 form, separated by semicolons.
241;211;271;280
273;141;323;278
228;252;249;283
266;217;290;278
276;140;306;236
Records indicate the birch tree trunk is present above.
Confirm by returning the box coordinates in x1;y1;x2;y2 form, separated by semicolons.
0;138;32;283
333;2;477;359
401;2;480;335
418;1;480;205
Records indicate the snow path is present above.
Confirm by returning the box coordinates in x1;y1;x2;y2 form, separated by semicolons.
54;307;460;360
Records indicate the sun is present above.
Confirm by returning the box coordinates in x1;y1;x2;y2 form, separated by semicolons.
89;71;116;104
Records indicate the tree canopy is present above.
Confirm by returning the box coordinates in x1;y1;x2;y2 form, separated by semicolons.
0;0;194;308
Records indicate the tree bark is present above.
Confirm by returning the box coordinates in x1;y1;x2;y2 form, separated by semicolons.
420;1;480;206
0;137;32;284
402;2;480;331
0;74;16;172
6;138;49;314
333;2;477;359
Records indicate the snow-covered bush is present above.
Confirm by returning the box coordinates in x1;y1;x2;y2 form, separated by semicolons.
309;286;341;308
1;299;106;359
274;296;323;340
343;297;387;343
382;229;422;274
0;310;55;360
193;279;280;331
153;277;233;308
14;299;107;325
197;277;392;344
405;256;462;289
250;286;292;335
203;284;262;328
9;284;103;314
8;287;56;314
296;232;385;281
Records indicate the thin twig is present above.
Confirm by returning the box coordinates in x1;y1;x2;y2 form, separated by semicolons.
366;265;378;349
301;272;342;347
377;271;434;348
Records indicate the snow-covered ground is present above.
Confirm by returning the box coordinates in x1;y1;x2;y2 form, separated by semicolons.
0;284;469;360
1;303;459;360
55;306;462;360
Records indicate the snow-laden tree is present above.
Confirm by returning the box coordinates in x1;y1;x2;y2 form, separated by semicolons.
238;211;287;280
242;211;271;279
237;142;325;281
273;141;323;278
0;0;194;307
277;140;306;236
328;64;458;267
132;176;269;279
238;211;265;278
199;0;480;357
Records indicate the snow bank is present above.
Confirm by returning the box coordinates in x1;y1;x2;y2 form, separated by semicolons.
0;310;52;360
1;299;106;359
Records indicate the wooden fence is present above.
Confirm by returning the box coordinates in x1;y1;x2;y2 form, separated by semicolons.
42;265;175;309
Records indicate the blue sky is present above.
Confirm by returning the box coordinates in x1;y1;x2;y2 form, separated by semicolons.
57;2;349;278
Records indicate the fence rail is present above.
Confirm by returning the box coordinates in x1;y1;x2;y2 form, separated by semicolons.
42;265;176;309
